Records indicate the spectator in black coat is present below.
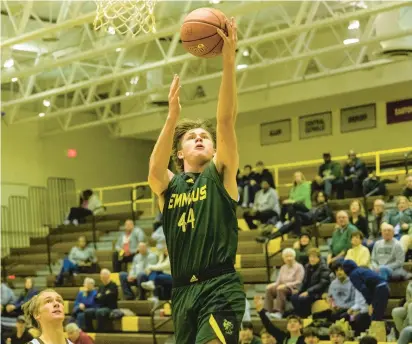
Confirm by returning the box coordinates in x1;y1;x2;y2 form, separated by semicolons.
83;269;118;333
343;150;368;197
349;199;369;239
254;295;305;344
290;248;330;318
237;165;256;208
254;161;276;189
312;153;344;199
403;175;412;202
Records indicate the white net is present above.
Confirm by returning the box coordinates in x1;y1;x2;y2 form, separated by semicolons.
93;0;157;36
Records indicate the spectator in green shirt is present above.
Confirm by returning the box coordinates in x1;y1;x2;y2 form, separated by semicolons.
312;153;344;199
328;211;358;266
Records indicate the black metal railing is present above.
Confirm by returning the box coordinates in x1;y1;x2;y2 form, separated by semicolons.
405;151;412;175
264;235;285;282
150;300;173;344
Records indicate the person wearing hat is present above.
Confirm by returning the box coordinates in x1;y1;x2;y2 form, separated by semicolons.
5;316;33;344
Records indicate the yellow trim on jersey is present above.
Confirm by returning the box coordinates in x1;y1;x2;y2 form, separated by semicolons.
209;314;227;344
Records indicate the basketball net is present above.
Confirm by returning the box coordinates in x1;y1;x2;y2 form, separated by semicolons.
93;0;157;36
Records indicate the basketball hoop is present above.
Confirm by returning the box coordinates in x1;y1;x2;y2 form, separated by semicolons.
93;0;157;36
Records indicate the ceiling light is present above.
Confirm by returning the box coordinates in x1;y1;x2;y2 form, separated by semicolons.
130;76;139;85
348;20;360;30
116;48;122;52
4;59;14;68
343;38;359;45
209;0;221;4
38;113;45;117
126;92;133;96
236;64;248;70
242;49;250;57
108;26;116;35
11;77;18;82
43;99;51;107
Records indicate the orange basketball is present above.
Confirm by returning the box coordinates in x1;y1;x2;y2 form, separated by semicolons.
181;8;228;58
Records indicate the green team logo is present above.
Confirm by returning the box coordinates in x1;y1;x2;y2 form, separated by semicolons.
223;319;233;335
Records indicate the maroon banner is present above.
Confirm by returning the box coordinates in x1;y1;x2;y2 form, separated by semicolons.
386;98;412;124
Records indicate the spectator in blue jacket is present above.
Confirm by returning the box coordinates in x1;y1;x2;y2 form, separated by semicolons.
1;280;16;312
72;278;98;329
342;260;389;321
3;278;38;317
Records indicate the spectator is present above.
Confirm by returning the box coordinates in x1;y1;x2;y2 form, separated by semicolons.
259;191;333;242
343;150;368;197
243;180;280;230
72;278;97;330
152;214;166;250
294;233;314;266
403;175;412;202
242;297;251;322
291;248;330;318
1;280;16;313
264;248;304;319
362;170;387;197
281;172;312;219
83;269;118;333
383;196;412;252
254;161;276;189
239;321;262;344
64;189;104;226
65;323;94;344
141;247;172;301
342;260;389;322
328;325;346;344
56;235;98;286
4;316;33;344
112;219;145;273
302;327;320;344
312;153;343;199
345;231;371;268
399;326;412;344
237;165;256;208
260;328;276;344
326;260;356;322
255;295;305;344
119;242;158;300
3;278;38;317
371;223;409;281
359;336;377;344
349;199;368;238
392;280;412;333
367;199;386;249
327;211;358;265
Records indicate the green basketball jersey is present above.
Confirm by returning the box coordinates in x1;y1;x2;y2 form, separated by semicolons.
162;160;238;279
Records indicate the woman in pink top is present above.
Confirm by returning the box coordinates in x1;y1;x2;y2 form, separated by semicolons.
264;248;305;319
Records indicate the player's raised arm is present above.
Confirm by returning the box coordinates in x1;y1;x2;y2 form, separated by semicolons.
148;75;180;199
214;18;239;198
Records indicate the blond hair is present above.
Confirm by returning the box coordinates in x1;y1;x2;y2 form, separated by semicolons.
171;118;216;172
350;199;365;217
22;288;62;330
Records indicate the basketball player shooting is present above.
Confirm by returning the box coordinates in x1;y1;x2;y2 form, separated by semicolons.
148;17;245;344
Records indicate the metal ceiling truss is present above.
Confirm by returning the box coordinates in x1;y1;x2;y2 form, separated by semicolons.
1;1;411;136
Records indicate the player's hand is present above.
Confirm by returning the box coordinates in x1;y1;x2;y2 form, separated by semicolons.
254;295;264;312
168;75;181;119
217;17;237;64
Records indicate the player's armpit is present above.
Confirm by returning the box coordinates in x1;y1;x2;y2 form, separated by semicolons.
148;169;174;197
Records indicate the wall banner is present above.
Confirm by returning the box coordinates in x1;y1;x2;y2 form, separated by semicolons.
340;103;376;133
386;98;412;124
260;119;291;146
299;111;332;140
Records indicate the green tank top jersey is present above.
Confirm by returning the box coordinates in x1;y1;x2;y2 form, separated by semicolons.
162;160;238;279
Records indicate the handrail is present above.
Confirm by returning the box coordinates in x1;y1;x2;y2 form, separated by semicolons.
84;146;412;216
150;300;173;344
405;151;412;175
264;237;285;282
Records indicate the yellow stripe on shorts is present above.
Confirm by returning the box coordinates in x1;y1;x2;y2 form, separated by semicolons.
209;314;227;344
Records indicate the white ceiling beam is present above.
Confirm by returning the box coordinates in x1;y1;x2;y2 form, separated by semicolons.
17;0;34;35
4;1;408;110
16;26;412;126
1;1;278;83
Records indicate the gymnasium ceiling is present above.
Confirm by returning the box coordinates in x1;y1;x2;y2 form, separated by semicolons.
1;0;412;137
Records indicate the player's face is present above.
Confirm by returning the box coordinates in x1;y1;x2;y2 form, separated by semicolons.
35;291;65;324
351;235;361;247
286;319;302;333
330;334;345;344
305;335;319;344
179;128;215;166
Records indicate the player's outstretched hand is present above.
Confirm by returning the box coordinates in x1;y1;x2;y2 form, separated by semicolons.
168;74;181;119
217;17;237;64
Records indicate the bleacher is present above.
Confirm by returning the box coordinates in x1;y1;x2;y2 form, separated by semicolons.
2;147;411;343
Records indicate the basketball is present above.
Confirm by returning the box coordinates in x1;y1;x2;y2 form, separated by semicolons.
181;8;228;58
